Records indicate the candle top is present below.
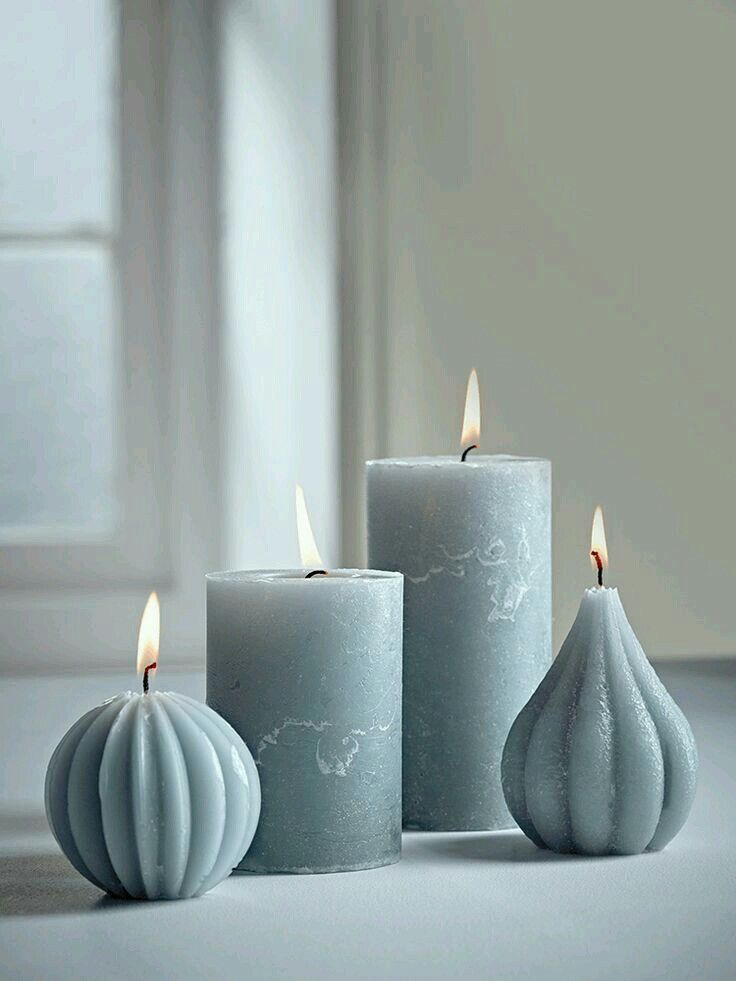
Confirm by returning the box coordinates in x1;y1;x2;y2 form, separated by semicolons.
583;585;617;597
366;454;548;468
101;689;198;703
579;586;622;614
206;569;402;585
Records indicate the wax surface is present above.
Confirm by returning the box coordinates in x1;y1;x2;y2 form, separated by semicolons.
206;570;403;873
367;455;551;831
502;587;698;855
45;691;261;899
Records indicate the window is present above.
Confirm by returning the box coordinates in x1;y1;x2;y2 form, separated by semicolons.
0;0;333;672
0;0;168;584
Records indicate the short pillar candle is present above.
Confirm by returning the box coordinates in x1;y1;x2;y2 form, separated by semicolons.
206;489;403;873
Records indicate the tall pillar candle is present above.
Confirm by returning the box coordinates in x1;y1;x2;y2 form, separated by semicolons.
366;370;550;830
207;568;403;873
367;455;550;830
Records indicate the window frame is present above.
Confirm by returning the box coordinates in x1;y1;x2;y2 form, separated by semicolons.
0;0;171;587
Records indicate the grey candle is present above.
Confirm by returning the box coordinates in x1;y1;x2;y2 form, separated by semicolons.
45;593;261;900
207;489;403;874
502;508;697;854
366;372;551;831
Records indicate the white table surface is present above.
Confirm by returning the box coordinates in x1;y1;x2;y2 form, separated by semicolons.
1;661;733;981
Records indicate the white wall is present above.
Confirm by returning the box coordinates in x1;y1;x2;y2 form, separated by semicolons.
340;0;736;659
219;0;339;571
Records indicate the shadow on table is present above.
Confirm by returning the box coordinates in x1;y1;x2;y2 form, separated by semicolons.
0;810;150;916
0;851;127;916
404;830;609;864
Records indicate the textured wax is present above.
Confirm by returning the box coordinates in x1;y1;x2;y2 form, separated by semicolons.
502;586;698;855
207;570;403;873
45;691;261;899
367;455;551;831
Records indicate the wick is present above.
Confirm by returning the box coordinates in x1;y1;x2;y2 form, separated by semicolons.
305;570;328;579
460;444;478;462
142;662;157;694
591;551;604;588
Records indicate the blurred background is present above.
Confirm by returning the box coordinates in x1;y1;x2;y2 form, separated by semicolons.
1;0;735;675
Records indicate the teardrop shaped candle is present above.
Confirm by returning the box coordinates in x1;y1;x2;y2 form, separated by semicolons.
501;586;698;856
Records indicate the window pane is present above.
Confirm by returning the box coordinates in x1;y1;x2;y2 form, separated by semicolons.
0;248;117;537
0;0;117;233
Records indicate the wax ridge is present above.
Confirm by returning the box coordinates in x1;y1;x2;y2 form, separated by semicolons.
45;692;261;899
501;588;697;855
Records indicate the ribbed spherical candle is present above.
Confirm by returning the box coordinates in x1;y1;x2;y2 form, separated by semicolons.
45;691;261;899
502;587;698;855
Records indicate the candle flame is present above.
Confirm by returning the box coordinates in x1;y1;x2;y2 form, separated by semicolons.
136;591;160;676
296;484;324;569
590;506;608;574
460;369;481;451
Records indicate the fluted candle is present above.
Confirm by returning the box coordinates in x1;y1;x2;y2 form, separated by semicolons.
502;509;698;855
45;594;261;899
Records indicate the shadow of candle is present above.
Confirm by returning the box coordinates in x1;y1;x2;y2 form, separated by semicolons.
402;830;637;865
0;851;111;917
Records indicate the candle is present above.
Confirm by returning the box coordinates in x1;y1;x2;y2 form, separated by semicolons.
206;487;403;874
501;508;698;855
45;593;261;899
366;371;551;831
